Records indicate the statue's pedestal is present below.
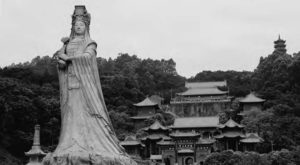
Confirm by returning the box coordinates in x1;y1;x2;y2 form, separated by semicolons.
42;151;137;165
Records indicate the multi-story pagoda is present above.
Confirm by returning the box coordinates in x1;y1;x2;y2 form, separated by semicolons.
215;118;245;151
239;92;265;112
274;35;287;54
170;81;232;117
131;97;160;129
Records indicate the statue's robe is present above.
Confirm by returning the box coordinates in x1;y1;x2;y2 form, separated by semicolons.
43;39;137;165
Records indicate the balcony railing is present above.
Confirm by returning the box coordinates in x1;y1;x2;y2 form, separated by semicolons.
170;96;232;104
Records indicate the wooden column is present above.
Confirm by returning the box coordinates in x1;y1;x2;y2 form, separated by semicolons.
175;141;178;164
226;140;228;150
193;140;197;164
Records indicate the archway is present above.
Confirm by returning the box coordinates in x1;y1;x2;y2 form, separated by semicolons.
185;157;193;165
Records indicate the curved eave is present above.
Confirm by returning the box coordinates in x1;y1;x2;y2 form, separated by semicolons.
219;125;244;129
215;134;246;139
240;139;263;143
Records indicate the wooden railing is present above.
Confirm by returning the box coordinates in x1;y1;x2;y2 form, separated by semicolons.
170;96;232;104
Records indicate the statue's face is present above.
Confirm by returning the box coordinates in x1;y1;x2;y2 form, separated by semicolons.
74;21;86;35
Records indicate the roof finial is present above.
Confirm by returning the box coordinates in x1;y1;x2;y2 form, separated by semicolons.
278;34;281;40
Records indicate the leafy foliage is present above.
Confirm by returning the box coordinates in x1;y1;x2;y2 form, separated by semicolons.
0;54;185;162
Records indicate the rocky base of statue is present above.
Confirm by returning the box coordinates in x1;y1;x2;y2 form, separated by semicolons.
42;151;137;165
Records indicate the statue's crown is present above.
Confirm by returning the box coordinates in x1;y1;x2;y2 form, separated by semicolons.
72;5;90;27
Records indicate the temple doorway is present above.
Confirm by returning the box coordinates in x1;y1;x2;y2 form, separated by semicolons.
185;157;193;165
164;158;170;165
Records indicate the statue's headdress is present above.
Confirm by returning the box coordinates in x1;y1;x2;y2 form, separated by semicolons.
72;5;91;27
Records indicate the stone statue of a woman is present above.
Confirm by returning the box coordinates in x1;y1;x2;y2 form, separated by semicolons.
43;6;137;165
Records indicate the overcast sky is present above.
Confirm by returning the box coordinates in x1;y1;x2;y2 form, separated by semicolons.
0;0;300;77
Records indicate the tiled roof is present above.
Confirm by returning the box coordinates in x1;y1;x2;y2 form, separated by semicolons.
149;95;164;104
239;93;265;103
240;133;264;143
219;118;244;129
130;116;152;120
120;141;142;146
150;155;162;160
157;140;175;145
177;81;228;96
134;97;158;107
178;87;228;96
141;134;170;141
215;131;246;139
120;136;143;146
185;81;227;89
143;120;169;132
172;116;219;128
169;132;200;138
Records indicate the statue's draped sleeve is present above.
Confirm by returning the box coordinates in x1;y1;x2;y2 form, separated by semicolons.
71;40;111;123
68;40;121;147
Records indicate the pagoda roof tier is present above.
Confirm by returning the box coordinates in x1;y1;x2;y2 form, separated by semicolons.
169;132;200;138
120;136;144;146
239;93;265;103
219;118;244;129
141;134;170;141
240;133;264;143
25;148;46;156
130;115;152;120
157;140;175;145
172;116;219;129
178;88;228;96
143;120;169;132
134;97;159;107
274;36;286;44
150;155;162;160
149;95;164;104
215;131;246;139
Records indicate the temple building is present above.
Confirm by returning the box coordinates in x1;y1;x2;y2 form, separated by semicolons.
141;120;170;158
131;97;161;129
158;117;218;165
215;118;245;151
170;81;232;117
239;92;265;112
120;136;144;159
274;35;287;54
240;133;264;151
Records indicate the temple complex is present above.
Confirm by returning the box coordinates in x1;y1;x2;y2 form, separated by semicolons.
124;81;264;165
170;81;232;117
